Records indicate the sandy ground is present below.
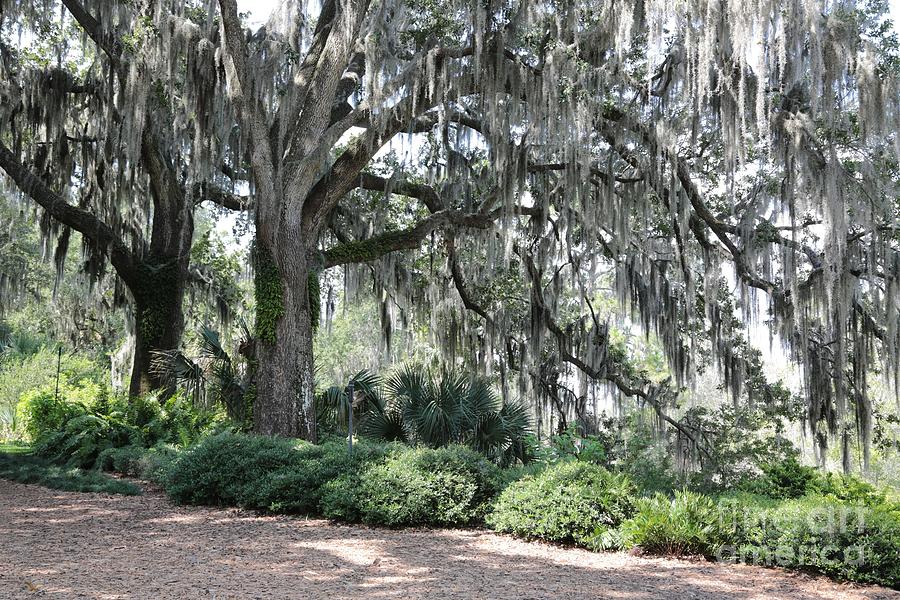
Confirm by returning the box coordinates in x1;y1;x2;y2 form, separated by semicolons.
0;479;897;599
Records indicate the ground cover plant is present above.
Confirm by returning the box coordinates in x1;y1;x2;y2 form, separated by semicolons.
0;443;140;495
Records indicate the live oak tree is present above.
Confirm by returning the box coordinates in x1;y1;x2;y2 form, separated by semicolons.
2;0;898;472
212;0;900;469
0;1;238;394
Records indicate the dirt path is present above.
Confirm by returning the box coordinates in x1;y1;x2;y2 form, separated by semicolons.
0;480;896;599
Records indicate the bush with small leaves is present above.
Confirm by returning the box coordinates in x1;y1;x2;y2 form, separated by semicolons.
322;445;502;527
741;457;821;499
164;432;305;506
487;461;637;550
732;495;900;588
240;440;388;513
97;443;178;485
17;385;90;442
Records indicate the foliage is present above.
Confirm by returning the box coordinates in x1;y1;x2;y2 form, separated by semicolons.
320;367;534;467
240;441;387;514
18;380;223;470
815;472;891;507
679;405;801;492
544;419;678;494
731;495;900;587
322;445;502;526
151;327;250;423
0;445;140;495
253;246;284;344
741;457;823;499
1;346;102;438
17;382;95;441
164;432;304;506
34;413;135;469
620;491;725;557
487;461;637;551
164;432;500;526
96;443;178;485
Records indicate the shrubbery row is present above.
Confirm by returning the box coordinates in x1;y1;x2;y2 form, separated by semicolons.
87;432;897;588
8;390;900;589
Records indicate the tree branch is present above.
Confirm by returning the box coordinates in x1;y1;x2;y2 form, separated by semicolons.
61;0;124;76
195;181;251;211
217;0;278;225
353;173;443;212
321;209;494;268
0;140;138;284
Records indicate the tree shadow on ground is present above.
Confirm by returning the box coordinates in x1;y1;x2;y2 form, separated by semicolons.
0;481;895;599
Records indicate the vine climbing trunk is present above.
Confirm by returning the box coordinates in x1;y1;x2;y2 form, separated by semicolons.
252;240;318;440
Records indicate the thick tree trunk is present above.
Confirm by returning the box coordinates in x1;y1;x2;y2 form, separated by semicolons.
252;241;317;440
128;259;188;397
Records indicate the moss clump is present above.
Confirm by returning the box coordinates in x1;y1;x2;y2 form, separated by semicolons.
254;246;284;344
323;229;415;266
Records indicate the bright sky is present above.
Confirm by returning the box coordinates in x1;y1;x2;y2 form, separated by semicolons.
238;0;284;26
239;0;900;34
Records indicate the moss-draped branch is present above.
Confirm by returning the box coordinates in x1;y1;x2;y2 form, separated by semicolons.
321;209;495;268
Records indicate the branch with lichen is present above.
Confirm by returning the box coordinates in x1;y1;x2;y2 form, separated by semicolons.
321;209;494;268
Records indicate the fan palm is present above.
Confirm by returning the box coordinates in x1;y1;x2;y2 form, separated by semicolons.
150;325;248;421
322;366;534;466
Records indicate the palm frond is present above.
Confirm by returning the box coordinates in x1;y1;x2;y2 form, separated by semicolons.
198;326;230;363
360;404;408;443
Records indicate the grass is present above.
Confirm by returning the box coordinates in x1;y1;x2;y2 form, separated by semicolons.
0;442;141;495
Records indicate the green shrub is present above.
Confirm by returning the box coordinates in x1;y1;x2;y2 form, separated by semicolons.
732;495;900;587
322;445;502;527
814;472;889;507
164;432;306;505
0;448;140;495
17;385;90;441
487;461;636;550
0;347;101;438
620;490;725;557
97;443;178;485
742;457;820;499
97;444;147;474
34;413;135;468
241;441;387;513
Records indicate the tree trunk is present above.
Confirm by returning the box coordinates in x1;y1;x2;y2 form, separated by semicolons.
128;259;188;397
252;241;317;440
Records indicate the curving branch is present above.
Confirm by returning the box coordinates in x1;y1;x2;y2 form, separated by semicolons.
447;238;493;324
518;247;714;460
195;181;251;211
353;173;443;212
0;140;138;284
321;209;494;268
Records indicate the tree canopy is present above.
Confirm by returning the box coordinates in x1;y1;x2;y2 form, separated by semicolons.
1;0;899;470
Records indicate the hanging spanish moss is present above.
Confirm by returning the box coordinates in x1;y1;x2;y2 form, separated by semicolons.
1;0;897;456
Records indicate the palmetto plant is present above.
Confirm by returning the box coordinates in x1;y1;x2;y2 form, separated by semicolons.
0;328;43;363
150;325;248;421
319;367;534;467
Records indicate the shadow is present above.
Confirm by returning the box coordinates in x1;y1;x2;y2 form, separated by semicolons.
1;480;896;599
